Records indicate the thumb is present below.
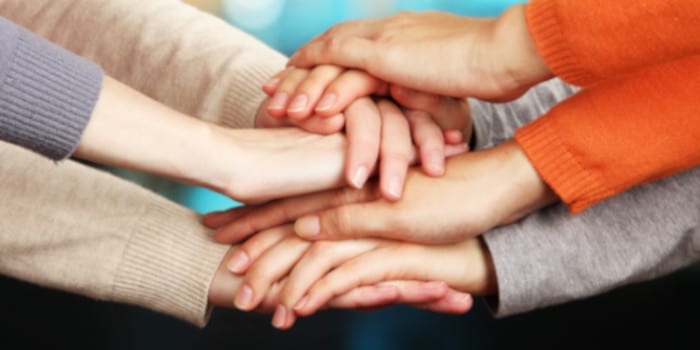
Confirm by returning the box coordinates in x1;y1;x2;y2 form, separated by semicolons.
289;37;374;70
294;202;394;241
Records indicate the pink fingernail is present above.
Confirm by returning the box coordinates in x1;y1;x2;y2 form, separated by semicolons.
272;305;287;328
351;165;368;189
268;92;289;110
387;176;402;199
235;285;253;310
226;251;249;274
316;93;337;111
287;94;308;113
295;216;320;237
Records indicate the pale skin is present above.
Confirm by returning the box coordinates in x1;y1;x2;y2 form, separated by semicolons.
212;225;491;330
75;76;467;204
287;4;553;102
261;66;471;199
207;245;475;323
73;74;475;319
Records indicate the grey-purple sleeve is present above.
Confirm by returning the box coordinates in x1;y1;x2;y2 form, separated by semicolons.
470;79;700;317
0;16;103;160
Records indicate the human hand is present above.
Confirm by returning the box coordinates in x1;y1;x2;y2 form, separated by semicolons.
208;244;473;328
207;139;557;244
217;226;474;329
288;5;552;101
258;67;471;200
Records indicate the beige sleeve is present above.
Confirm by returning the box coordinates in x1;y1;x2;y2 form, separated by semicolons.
0;0;290;326
0;142;229;327
0;0;287;128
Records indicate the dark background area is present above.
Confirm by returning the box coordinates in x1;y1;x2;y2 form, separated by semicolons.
2;263;698;349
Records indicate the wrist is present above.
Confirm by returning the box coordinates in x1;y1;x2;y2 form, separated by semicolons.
494;4;553;91
496;139;558;223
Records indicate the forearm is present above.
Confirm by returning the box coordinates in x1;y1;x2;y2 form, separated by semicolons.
0;0;286;128
526;0;700;86
483;166;700;317
0;142;228;326
74;76;236;194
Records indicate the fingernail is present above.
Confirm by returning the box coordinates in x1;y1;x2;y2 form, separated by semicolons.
272;305;287;328
428;151;444;174
264;77;280;89
226;251;249;274
295;216;320;237
351;165;368;189
268;92;289;110
316;93;337;111
235;285;253;310
294;296;309;311
387;176;402;199
287;94;308;113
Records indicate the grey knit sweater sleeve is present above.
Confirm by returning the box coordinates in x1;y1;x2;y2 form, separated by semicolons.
471;79;700;317
0;17;103;160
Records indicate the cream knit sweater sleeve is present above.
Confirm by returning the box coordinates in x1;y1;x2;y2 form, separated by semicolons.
0;0;287;326
0;0;287;128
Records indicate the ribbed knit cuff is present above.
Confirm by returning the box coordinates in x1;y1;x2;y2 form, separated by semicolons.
112;198;229;327
0;17;103;160
221;50;287;129
526;0;597;86
515;116;606;213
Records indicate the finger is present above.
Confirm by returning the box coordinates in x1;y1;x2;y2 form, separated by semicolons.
292;113;345;135
314;70;387;117
262;68;292;96
444;129;464;145
406;110;446;177
203;205;251;229
327;284;401;310
445;143;470;157
213;185;379;244
279;240;381;311
411;289;473;314
225;224;292;274
377;100;412;200
289;36;376;71
294;246;430;316
287;65;344;120
390;85;469;130
235;235;311;311
267;69;310;117
294;199;400;241
344;97;381;189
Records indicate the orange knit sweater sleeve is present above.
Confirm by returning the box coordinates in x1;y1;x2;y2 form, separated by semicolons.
515;54;700;213
526;0;700;86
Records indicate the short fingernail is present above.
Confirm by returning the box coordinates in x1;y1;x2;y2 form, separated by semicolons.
287;94;308;113
387;176;402;199
235;285;253;310
294;296;309;311
264;77;280;89
272;305;287;329
316;93;337;111
428;151;444;173
226;251;249;274
351;165;368;189
295;216;320;237
268;92;289;110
